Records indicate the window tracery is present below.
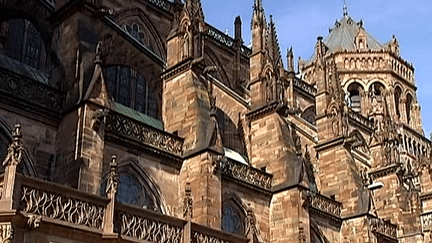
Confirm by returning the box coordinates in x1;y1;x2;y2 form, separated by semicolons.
0;19;46;71
104;65;159;119
122;22;157;56
222;201;244;235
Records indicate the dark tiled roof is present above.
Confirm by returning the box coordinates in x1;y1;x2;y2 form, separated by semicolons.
0;54;49;84
325;16;384;54
111;102;163;130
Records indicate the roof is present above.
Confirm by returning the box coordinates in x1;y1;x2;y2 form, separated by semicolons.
325;16;384;54
111;102;163;130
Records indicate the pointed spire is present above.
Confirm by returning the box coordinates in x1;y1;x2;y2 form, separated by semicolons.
343;0;348;17
266;15;283;68
287;47;294;73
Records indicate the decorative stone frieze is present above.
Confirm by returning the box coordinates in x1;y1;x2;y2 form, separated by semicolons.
309;193;342;217
0;223;13;243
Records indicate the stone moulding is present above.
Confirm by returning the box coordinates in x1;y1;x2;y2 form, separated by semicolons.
369;164;399;180
367;216;397;239
105;111;184;156
219;158;273;190
0;68;63;112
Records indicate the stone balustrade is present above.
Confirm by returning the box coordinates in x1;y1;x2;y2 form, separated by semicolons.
293;78;317;97
146;0;172;11
219;157;273;190
105;111;184;156
0;173;250;242
367;216;397;239
0;67;63;112
309;193;342;217
348;110;374;130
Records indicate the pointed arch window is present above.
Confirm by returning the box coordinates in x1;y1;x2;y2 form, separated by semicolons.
101;167;160;211
0;19;47;71
222;200;245;235
104;65;159;119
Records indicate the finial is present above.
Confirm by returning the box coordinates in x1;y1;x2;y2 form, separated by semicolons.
13;124;22;142
343;0;348;17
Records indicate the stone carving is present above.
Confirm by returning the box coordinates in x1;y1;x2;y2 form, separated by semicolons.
192;232;236;243
218;157;272;190
3;124;23;167
106;155;118;194
0;68;63;111
422;212;432;231
245;205;256;235
368;217;397;238
183;182;193;219
117;211;183;243
105;112;183;155
20;186;105;229
309;193;342;217
0;223;13;243
92;108;109;131
27;215;42;229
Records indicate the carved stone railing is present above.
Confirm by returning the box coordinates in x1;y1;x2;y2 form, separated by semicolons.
348;110;374;130
115;204;184;243
293;79;317;97
192;223;248;243
0;68;63;111
145;0;172;11
368;216;397;239
206;25;234;48
422;211;432;232
240;45;252;56
219;158;273;190
19;175;107;230
309;193;342;218
105;112;183;156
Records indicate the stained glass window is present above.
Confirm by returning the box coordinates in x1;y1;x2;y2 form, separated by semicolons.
1;19;46;70
104;66;159;119
222;203;244;235
117;173;157;210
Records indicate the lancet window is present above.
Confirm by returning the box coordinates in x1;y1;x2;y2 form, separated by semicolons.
0;19;47;71
406;93;413;125
394;86;402;119
104;65;159;119
302;106;316;125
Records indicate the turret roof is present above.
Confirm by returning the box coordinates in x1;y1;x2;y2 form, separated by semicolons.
325;15;384;54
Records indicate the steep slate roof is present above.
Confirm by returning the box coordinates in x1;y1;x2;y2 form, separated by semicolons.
325;15;384;54
0;54;49;84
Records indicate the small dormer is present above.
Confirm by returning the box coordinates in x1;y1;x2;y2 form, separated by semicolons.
355;25;368;50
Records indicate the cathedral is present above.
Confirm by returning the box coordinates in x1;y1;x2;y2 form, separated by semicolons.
0;0;430;242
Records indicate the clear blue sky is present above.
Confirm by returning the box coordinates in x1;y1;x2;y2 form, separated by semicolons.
201;0;432;137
